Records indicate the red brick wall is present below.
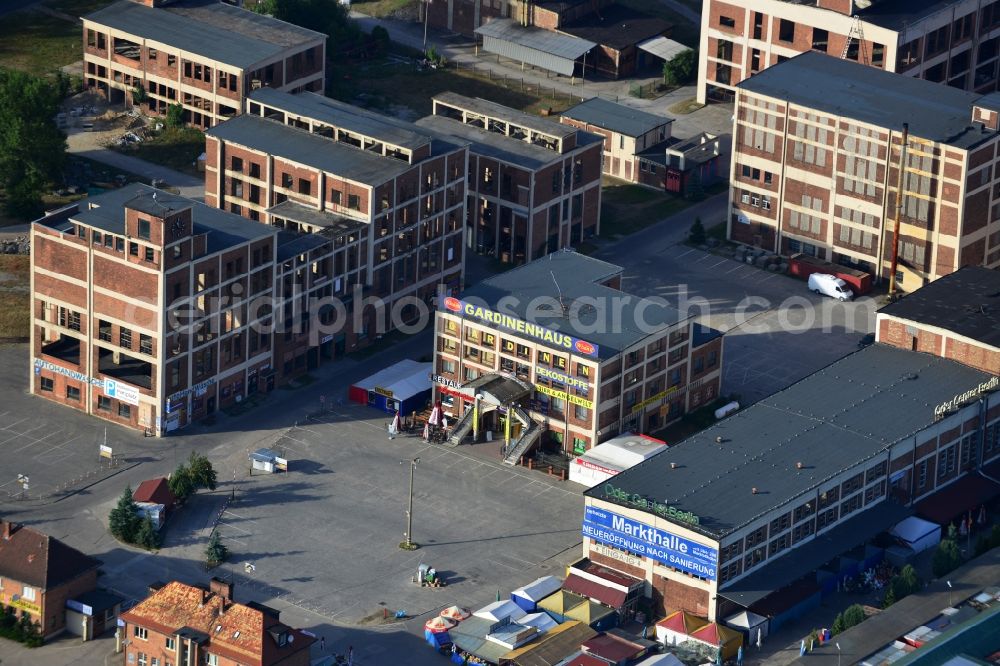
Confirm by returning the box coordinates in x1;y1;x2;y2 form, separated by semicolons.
653;574;710;617
39;570;98;637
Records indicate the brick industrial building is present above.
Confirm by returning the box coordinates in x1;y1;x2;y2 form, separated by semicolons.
729;52;1000;290
0;519;102;639
82;0;325;128
698;0;1000;104
581;343;1000;624
205;88;468;305
877;265;1000;375
121;579;313;666
31;184;362;436
416;93;603;265
432;251;723;462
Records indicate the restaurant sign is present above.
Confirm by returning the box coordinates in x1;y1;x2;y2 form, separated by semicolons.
583;506;717;580
441;297;599;357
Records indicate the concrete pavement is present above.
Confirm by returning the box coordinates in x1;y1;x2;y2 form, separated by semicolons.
67;141;205;201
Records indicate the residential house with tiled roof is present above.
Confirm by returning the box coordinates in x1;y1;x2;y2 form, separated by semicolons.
121;578;315;666
0;519;101;639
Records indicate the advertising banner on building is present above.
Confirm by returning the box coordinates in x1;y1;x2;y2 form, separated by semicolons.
441;297;600;358
582;505;718;580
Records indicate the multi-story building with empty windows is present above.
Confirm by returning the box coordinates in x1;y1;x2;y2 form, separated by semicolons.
31;184;358;436
431;251;723;463
698;0;1000;104
82;0;325;128
416;93;603;265
729;52;1000;290
204;88;469;314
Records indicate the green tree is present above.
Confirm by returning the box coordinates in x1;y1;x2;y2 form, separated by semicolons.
188;452;217;491
205;529;229;565
132;84;147;106
842;604;866;630
0;68;67;218
109;485;141;542
135;515;160;550
932;538;963;577
689;216;706;244
166;103;184;128
662;49;697;88
371;25;390;56
252;0;359;48
830;612;845;635
168;465;195;503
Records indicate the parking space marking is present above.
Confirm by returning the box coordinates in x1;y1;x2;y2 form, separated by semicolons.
675;248;697;259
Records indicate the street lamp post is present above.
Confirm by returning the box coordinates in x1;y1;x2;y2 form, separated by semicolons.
947;580;953;607
401;457;420;550
836;642;841;666
423;0;430;49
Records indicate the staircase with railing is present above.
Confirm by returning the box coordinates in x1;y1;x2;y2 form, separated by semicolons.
503;421;542;465
446;409;476;446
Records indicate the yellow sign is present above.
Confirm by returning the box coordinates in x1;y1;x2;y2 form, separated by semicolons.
535;384;594;409
11;598;40;614
373;386;394;398
631;386;677;414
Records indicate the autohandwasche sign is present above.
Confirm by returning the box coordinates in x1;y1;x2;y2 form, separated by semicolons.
582;505;718;580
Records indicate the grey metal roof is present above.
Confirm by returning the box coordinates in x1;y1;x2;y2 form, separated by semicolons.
637;36;688;62
739;52;997;150
879;266;1000;349
435;92;576;140
475;19;595;77
584;344;996;538
275;230;330;262
45;183;276;252
207;114;413;187
457;250;685;359
268;199;367;236
416;115;571;170
562;97;671;137
249;89;433;151
718;500;912;608
84;0;323;70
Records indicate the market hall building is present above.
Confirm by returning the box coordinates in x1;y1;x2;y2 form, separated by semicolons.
581;343;1000;627
431;250;723;463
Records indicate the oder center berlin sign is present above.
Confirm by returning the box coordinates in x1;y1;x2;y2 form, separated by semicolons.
603;482;701;526
583;505;717;580
934;376;999;419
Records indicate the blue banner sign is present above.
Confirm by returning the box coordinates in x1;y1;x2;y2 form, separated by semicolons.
583;505;718;580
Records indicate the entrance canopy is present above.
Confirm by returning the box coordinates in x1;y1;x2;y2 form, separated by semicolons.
460;373;532;406
475;19;595;77
637;36;688;62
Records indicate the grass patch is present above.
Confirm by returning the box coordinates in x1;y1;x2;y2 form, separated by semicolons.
616;0;699;48
46;0;117;16
668;97;705;115
599;183;693;237
113;127;205;177
329;59;578;117
0;9;82;77
0;255;30;339
351;0;419;18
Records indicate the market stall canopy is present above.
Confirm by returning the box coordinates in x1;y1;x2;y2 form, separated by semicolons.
475;18;595;77
348;359;432;414
475;599;527;623
687;622;743;659
634;654;685;666
500;620;597;666
512;576;563;612
656;610;709;645
441;605;471;621
890;516;942;554
425;616;456;633
538;590;587;618
569;433;667;487
723;609;768;638
520;612;558;633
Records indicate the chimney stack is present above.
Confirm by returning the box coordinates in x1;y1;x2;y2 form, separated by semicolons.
1;520;18;540
209;577;234;601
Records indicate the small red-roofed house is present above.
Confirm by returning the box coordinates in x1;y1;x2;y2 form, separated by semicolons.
132;478;177;530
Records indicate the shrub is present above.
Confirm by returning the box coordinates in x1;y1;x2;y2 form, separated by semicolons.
205;529;228;566
166;103;184;128
689;216;706;244
842;604;866;630
932;539;963;578
135;515;160;550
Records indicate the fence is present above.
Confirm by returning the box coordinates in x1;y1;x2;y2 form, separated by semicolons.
451;60;586;109
630;80;672;100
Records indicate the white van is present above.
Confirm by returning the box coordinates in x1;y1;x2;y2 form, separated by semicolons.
808;273;854;301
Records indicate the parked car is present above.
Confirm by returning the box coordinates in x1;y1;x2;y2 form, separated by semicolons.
808;273;854;301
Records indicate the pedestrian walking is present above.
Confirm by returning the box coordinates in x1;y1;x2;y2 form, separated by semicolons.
319;635;325;651
348;645;354;665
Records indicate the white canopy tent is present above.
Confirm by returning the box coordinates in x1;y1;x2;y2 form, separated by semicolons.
723;609;769;640
569;433;667;487
474;600;527;623
520;612;559;633
512;576;562;612
890;516;942;554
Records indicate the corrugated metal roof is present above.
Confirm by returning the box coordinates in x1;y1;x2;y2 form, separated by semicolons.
637;36;688;62
561;96;671;137
475;19;594;77
84;0;322;70
584;344;996;538
434;92;576;139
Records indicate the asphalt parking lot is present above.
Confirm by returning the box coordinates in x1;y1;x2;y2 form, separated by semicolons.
613;244;876;406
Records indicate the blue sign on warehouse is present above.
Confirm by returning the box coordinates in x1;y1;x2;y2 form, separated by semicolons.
582;505;718;580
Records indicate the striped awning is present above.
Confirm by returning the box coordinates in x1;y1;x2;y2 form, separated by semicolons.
475;19;595;77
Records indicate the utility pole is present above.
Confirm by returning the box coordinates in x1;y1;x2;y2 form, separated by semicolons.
423;0;430;50
401;457;420;549
888;122;909;300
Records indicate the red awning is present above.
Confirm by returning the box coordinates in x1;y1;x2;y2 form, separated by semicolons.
562;573;626;609
916;468;1000;525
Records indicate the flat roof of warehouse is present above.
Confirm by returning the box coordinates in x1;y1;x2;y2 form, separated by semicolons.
585;344;995;538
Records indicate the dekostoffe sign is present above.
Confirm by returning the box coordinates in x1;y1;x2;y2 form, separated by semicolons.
583;505;718;580
536;366;590;393
441;297;600;357
934;376;999;419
